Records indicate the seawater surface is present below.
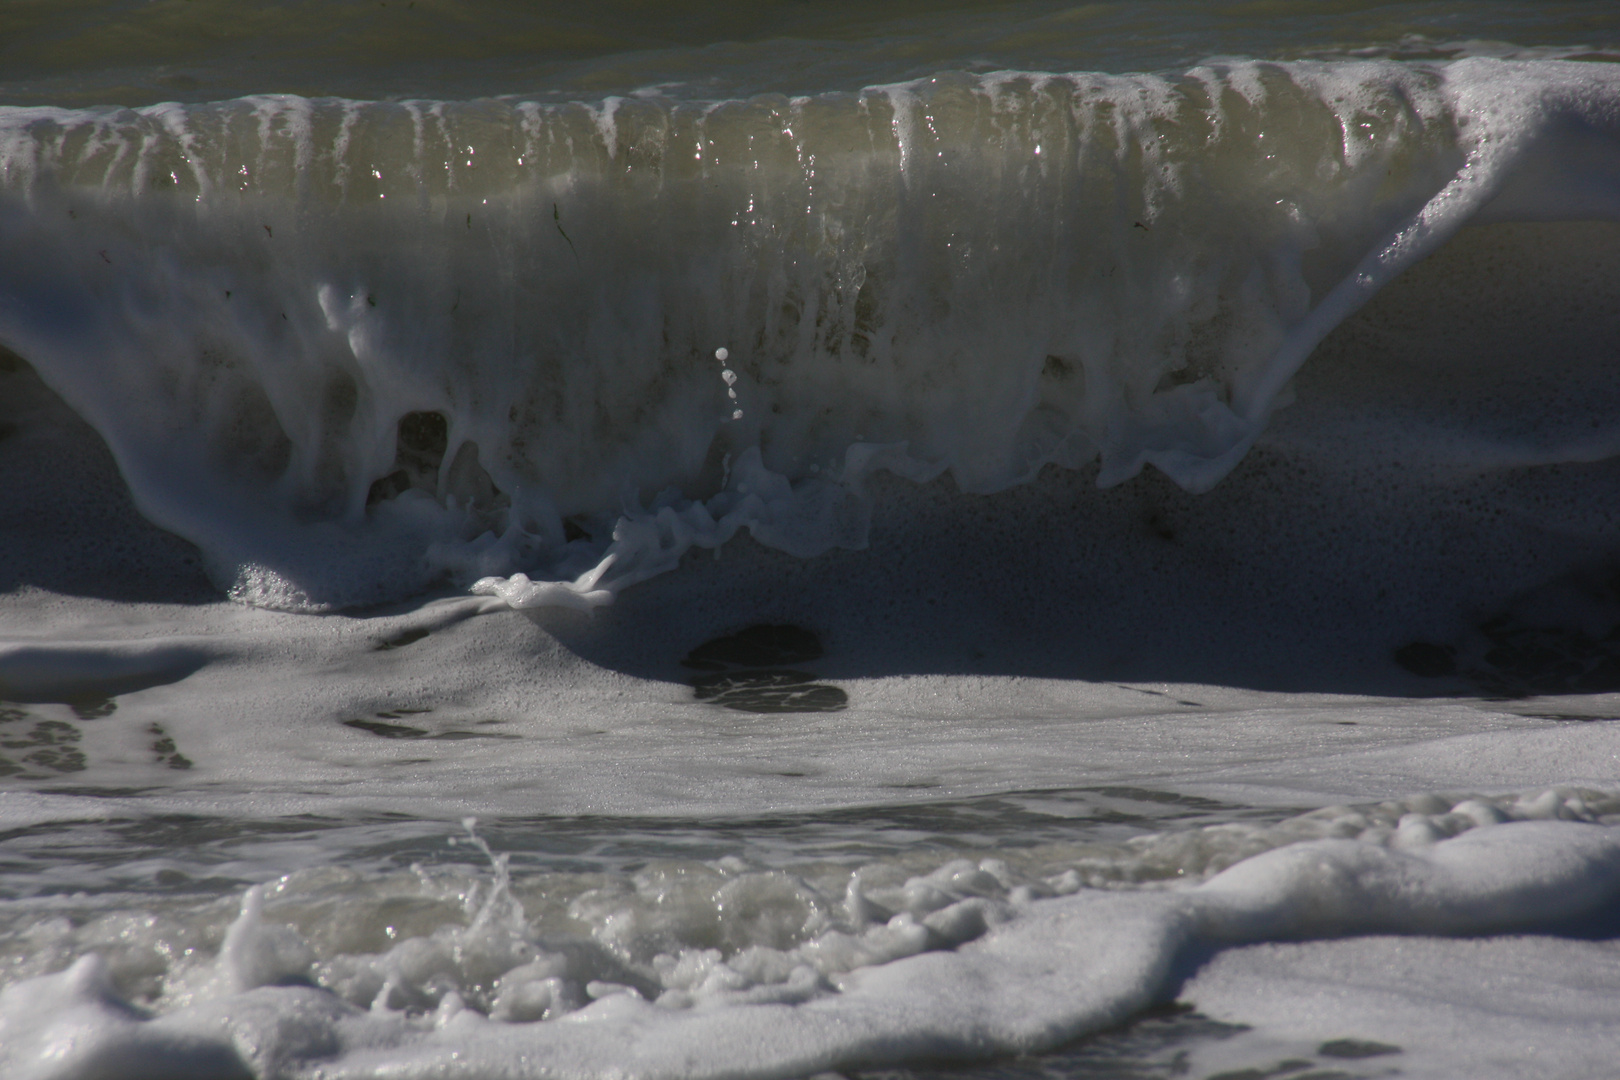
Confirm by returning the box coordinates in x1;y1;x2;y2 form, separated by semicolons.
4;3;1620;1079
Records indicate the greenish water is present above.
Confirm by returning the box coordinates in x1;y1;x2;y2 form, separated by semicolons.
4;0;1617;107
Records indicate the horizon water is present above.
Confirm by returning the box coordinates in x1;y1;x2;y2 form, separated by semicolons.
5;3;1620;1078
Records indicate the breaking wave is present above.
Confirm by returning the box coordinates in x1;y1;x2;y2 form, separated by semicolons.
2;57;1619;610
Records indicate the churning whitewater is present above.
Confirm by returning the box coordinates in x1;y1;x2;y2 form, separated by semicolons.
5;794;1620;1080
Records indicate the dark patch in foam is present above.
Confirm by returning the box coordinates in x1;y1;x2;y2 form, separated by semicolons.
681;625;846;713
1204;1062;1332;1079
692;669;849;713
1041;354;1075;380
69;696;117;719
365;410;512;542
147;722;193;770
343;708;520;740
1317;1039;1401;1060
375;627;430;650
368;410;448;506
0;707;85;777
1520;712;1620;722
366;469;413;504
1114;684;1205;709
345;717;431;738
850;1001;1249;1080
399;412;447;466
0;701;196;775
0;643;209;706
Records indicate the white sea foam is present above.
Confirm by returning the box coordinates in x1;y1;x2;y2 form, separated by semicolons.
3;805;1618;1079
1182;933;1620;1079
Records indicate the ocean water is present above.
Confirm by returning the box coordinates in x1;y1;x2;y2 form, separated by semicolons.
4;2;1620;1078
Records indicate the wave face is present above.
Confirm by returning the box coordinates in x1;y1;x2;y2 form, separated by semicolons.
2;58;1619;609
